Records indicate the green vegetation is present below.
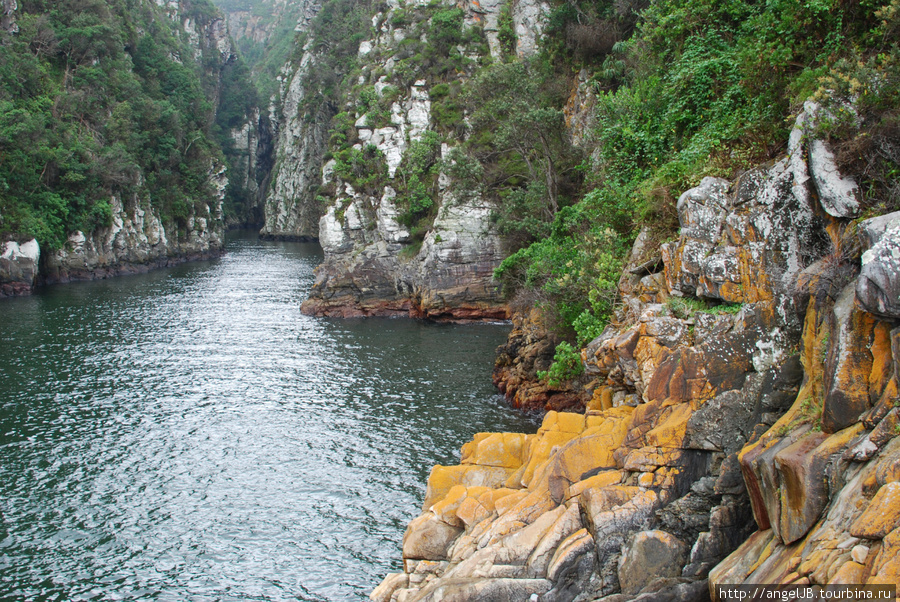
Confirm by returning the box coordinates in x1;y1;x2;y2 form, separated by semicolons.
466;58;583;246
0;0;252;249
665;296;743;319
537;341;584;389
395;131;443;230
488;0;898;387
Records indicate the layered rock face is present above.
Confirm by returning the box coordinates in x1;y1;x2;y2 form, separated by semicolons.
0;239;40;297
262;40;329;241
372;103;900;600
285;0;546;319
301;181;510;320
42;181;226;285
258;0;327;241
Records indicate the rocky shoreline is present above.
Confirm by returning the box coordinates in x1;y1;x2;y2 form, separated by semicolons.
370;102;900;601
1;191;226;298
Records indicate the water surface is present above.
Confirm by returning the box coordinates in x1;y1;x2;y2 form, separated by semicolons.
0;232;536;601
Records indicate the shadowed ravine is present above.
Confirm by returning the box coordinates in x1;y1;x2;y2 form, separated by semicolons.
0;231;536;601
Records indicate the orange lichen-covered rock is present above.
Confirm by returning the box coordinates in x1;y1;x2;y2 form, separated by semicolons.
455;495;492;529
564;471;623;502
823;285;878;432
460;432;530;469
869;528;900;587
829;561;868;585
423;464;517;510
851;482;900;539
868;321;895;406
643;402;693;448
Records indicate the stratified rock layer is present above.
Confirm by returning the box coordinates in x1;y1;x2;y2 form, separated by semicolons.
374;101;900;601
292;0;548;320
0;238;40;297
42;187;226;285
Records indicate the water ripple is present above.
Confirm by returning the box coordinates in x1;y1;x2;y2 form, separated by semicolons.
0;232;536;601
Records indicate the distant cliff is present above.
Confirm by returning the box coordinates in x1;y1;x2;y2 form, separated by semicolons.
0;0;261;295
263;0;564;318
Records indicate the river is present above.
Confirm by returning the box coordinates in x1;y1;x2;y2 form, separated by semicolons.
0;231;536;601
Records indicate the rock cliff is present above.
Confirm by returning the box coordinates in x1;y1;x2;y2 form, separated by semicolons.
41;172;227;285
288;0;548;319
371;101;900;600
0;0;256;295
261;33;329;241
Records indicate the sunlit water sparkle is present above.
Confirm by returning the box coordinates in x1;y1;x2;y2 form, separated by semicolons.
0;232;536;601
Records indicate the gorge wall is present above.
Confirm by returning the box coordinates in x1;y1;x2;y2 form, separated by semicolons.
371;101;900;600
262;0;551;318
0;0;262;295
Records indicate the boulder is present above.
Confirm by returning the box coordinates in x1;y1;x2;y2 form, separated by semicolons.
402;513;464;561
618;530;689;596
857;221;900;319
0;239;40;296
857;211;900;252
808;139;860;218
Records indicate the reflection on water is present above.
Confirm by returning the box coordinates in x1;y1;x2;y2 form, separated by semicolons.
0;231;536;601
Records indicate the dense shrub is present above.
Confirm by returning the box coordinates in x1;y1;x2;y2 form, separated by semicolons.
0;0;247;248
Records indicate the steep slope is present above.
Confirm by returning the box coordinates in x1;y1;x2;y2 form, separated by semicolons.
262;0;566;318
369;0;900;599
372;100;900;601
0;0;260;294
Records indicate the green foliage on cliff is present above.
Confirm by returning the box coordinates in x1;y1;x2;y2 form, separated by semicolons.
466;58;583;247
0;0;246;249
498;0;900;342
493;0;898;384
537;341;583;389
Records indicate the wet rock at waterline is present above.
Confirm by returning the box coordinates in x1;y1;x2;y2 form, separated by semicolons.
0;238;40;297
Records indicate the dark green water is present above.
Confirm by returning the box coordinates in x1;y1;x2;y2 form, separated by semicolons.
0;232;535;601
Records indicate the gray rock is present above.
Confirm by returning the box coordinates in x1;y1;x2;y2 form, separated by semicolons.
262;48;329;240
42;188;225;285
857;222;900;318
632;578;711;602
618;530;689;596
809;139;860;218
0;238;40;296
857;211;900;252
676;177;730;244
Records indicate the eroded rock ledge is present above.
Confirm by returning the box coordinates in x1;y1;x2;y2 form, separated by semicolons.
300;198;509;321
1;191;225;296
372;102;900;601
